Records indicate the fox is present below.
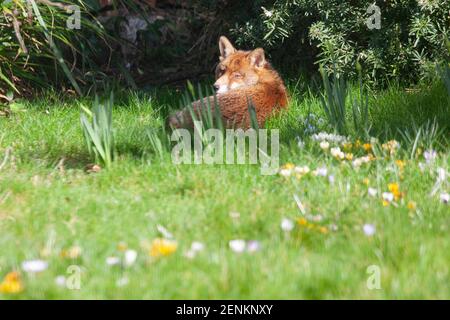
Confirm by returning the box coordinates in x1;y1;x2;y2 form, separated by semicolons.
167;36;288;129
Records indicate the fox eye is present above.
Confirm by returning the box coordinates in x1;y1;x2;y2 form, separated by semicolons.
232;72;243;78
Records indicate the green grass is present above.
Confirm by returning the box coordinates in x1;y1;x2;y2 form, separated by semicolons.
0;82;449;299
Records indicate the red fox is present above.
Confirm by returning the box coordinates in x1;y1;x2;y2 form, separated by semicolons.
168;36;288;129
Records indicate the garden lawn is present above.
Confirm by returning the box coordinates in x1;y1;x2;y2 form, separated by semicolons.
0;84;449;299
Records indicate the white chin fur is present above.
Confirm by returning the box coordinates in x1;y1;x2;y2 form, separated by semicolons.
216;86;228;94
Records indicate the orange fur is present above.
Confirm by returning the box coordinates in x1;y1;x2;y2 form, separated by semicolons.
168;36;288;129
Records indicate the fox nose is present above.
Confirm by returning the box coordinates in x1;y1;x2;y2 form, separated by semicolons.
214;84;220;91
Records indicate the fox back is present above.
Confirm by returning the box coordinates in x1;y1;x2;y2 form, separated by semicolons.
168;36;288;129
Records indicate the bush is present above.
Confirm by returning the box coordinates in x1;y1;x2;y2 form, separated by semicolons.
0;0;110;97
230;0;450;85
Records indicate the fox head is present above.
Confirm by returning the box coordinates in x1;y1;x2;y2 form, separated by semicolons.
214;36;269;94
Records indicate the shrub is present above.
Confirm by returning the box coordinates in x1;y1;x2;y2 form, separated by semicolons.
229;0;450;85
0;0;111;97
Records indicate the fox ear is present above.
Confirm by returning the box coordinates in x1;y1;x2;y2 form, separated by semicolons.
219;36;236;59
248;48;266;68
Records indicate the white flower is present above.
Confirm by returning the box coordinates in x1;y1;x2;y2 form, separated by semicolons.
352;158;363;168
330;147;344;159
440;193;449;204
382;192;394;202
22;259;48;273
363;224;376;236
424;149;437;163
124;250;137;267
191;241;205;252
312;132;347;143
106;256;120;266
281;218;294;232
320;141;330;150
437;167;447;182
314;167;328;177
368;187;378;197
361;156;371;163
328;175;335;184
183;241;205;259
294;165;310;175
55;275;66;287
246;240;261;253
229;240;246;253
279;168;292;177
330;147;341;157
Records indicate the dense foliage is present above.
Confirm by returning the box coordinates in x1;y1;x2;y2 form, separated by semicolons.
230;0;450;84
0;0;112;96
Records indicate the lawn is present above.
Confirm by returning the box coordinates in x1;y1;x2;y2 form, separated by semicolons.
0;82;449;299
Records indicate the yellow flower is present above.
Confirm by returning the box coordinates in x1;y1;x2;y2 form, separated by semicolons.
0;272;23;294
318;226;329;234
382;140;399;155
149;238;177;257
282;163;295;170
407;201;417;211
117;242;128;252
416;147;423;156
363;178;370;185
395;160;406;170
362;143;372;152
388;182;399;193
388;182;403;200
345;153;354;161
382;200;390;207
297;217;308;226
60;246;82;259
355;140;362;148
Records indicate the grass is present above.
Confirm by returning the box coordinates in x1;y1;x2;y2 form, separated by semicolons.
0;81;449;299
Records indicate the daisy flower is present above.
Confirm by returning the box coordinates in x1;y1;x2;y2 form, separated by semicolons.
368;187;378;197
363;224;376;237
281;218;294;232
21;260;48;273
229;240;246;253
124;250;138;267
320;141;330;150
